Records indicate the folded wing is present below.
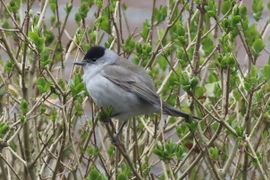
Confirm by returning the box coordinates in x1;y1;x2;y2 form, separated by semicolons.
102;59;200;120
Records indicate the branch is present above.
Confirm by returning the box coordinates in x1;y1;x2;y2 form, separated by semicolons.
191;1;206;74
145;0;186;68
103;119;143;180
0;153;22;180
0;31;22;74
245;136;268;180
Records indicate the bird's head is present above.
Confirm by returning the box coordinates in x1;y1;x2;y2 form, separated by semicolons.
74;46;106;66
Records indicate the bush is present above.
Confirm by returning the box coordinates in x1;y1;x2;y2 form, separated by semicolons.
0;0;269;179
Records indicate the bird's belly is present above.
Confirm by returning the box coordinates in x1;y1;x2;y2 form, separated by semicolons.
85;75;150;118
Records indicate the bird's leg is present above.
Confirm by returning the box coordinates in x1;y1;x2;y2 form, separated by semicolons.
112;120;127;145
117;120;127;136
101;117;111;123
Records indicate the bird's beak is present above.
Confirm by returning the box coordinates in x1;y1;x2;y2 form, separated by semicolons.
74;61;87;66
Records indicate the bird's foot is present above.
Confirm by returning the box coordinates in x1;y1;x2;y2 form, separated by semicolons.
111;134;121;145
101;117;111;123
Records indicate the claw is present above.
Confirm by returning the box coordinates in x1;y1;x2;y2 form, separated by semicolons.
111;134;120;145
101;117;111;123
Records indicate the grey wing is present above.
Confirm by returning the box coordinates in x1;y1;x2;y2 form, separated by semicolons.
108;76;161;107
101;59;160;107
102;59;194;119
109;58;156;91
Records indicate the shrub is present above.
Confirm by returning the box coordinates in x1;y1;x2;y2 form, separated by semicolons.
0;0;269;179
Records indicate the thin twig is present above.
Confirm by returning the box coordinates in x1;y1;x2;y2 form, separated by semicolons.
0;153;22;180
145;0;187;68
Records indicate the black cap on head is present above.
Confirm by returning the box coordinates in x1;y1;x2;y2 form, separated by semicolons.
84;46;106;61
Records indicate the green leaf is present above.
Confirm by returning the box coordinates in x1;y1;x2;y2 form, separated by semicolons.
252;38;264;55
153;140;177;160
140;20;150;41
221;54;235;67
97;15;110;33
205;0;217;17
105;36;114;48
180;72;191;92
176;47;189;66
69;73;85;96
123;36;136;53
231;118;245;137
171;21;186;46
239;5;247;18
20;99;28;114
50;15;56;25
40;48;51;68
244;65;258;91
117;163;131;180
4;60;14;73
79;3;89;19
195;86;206;98
117;174;128;180
204;81;220;97
213;83;222;97
135;43;152;61
64;3;73;13
0;122;9;138
87;167;107;180
20;116;26;124
88;30;97;44
190;77;199;89
54;49;62;62
262;65;270;80
202;36;214;55
157;56;167;71
29;29;45;52
95;0;103;8
49;109;58;122
154;5;167;24
175;144;185;160
75;13;82;24
75;0;93;24
157;28;165;41
37;77;50;93
74;96;84;116
87;146;99;156
209;147;219;160
244;24;260;46
232;15;242;25
39;104;46;114
176;124;189;137
49;0;57;13
58;79;66;90
222;0;232;14
252;0;263;21
107;145;115;157
187;120;197;132
44;30;55;45
8;0;21;13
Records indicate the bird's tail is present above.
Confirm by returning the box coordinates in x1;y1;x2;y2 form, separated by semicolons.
162;102;201;120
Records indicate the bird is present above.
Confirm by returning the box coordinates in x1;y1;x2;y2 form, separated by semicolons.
74;46;200;134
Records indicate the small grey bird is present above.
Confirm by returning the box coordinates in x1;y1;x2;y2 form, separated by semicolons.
74;46;200;132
